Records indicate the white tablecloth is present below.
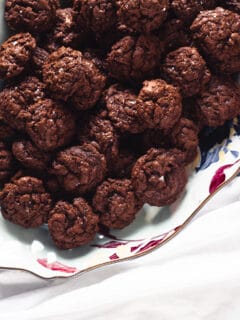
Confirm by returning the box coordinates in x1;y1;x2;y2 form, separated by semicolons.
0;177;240;320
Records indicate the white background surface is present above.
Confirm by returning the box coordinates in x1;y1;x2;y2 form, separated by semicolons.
0;177;240;320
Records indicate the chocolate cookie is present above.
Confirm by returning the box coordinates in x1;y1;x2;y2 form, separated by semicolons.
104;84;144;134
0;176;52;228
0;77;45;131
107;35;161;83
0;33;36;79
26;98;76;151
71;57;106;110
93;179;139;229
42;46;84;100
191;7;240;73
163;47;211;97
48;197;99;249
171;0;217;24
137;79;182;131
51;142;107;195
116;0;169;33
52;8;83;48
5;0;60;33
73;0;117;35
196;76;240;127
131;148;187;207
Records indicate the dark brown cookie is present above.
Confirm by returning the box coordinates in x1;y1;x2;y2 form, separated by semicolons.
170;118;199;164
171;0;217;24
0;142;14;183
93;179;139;229
52;8;83;48
73;0;117;35
5;0;60;33
0;77;45;131
12;140;51;171
71;57;106;110
104;84;144;134
191;7;240;73
48;197;99;249
78;112;119;165
42;46;84;100
116;0;169;33
26;98;76;151
107;34;162;83
131;148;187;207
0;176;52;228
163;47;211;97
196;76;240;127
137;79;182;131
51;142;107;195
0;33;36;79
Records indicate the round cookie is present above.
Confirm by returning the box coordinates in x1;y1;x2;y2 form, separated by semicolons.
116;0;169;33
48;198;99;249
131;148;187;207
43;46;84;101
0;33;36;79
107;35;161;83
26;98;76;151
191;7;240;73
51;142;107;195
0;77;45;131
196;76;240;127
5;0;60;33
73;0;117;35
163;47;211;97
71;57;106;110
51;8;83;48
104;84;144;134
171;0;217;24
137;79;182;131
93;179;139;229
0;176;52;228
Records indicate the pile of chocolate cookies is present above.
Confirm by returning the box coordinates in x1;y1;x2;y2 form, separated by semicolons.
0;0;239;249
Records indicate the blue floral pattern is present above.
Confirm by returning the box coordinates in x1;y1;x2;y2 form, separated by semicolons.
196;117;240;171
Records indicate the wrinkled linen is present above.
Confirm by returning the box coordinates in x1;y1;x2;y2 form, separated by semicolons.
0;177;240;320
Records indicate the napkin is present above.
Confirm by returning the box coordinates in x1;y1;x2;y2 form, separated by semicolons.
0;177;240;320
